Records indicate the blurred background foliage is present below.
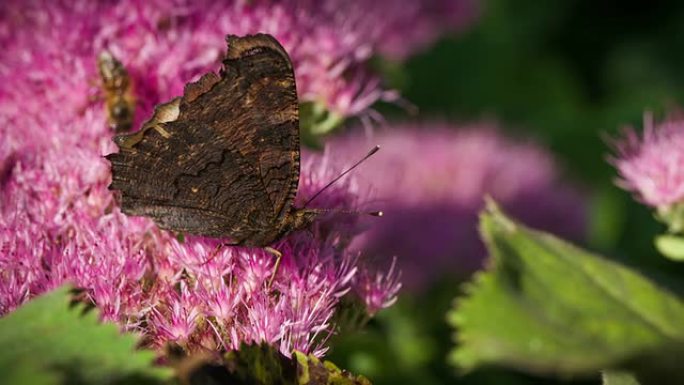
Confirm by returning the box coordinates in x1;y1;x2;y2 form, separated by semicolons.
329;0;684;383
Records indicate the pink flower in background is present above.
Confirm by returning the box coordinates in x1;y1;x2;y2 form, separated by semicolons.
371;0;479;60
329;124;587;289
611;113;684;208
0;0;414;357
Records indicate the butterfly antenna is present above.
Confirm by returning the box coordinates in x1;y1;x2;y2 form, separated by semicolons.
318;208;383;217
303;145;380;209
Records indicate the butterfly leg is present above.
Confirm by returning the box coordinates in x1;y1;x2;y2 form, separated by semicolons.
201;242;239;266
265;247;282;289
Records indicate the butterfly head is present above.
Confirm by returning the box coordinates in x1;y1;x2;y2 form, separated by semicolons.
286;208;322;235
281;207;382;237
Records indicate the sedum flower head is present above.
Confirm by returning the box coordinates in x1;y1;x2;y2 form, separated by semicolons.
329;123;587;289
370;0;479;60
0;0;475;128
0;140;400;358
0;0;406;357
611;113;684;209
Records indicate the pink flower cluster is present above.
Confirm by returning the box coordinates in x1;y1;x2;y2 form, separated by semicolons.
1;137;399;357
328;124;587;289
611;113;684;208
0;0;415;357
369;0;479;60
0;0;475;128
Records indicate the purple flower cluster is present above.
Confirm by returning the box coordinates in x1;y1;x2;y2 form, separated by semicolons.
370;0;479;60
611;113;684;209
0;0;422;357
0;137;399;356
0;0;475;127
328;124;587;289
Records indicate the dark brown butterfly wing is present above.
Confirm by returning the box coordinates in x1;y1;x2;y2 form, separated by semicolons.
106;34;300;244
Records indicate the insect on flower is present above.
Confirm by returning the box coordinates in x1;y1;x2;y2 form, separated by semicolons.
97;51;135;133
106;34;380;287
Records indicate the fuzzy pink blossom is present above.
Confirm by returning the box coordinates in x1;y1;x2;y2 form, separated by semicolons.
354;257;401;315
0;0;407;357
328;123;587;289
610;113;684;208
0;0;475;132
369;0;479;60
0;137;399;357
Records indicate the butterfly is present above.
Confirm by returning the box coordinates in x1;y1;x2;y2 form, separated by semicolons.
106;34;379;286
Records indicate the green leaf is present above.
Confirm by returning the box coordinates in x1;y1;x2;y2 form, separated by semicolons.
293;350;371;385
181;344;371;385
602;371;641;385
0;285;170;385
3;360;61;385
655;234;684;261
448;200;684;378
